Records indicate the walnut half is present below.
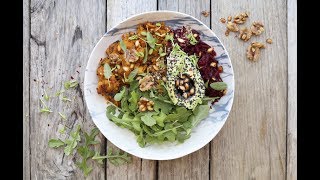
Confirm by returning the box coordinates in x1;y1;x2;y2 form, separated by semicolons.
226;22;239;32
139;75;154;91
233;12;249;24
239;28;252;41
246;42;266;61
251;22;265;35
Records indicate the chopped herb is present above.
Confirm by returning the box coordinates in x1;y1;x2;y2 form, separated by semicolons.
59;112;67;120
128;34;139;40
64;125;81;156
135;51;144;57
146;32;156;49
187;33;198;45
126;68;139;83
55;90;65;96
64;80;78;89
143;45;148;63
40;98;52;113
62;96;72;102
156;22;161;27
43;89;50;101
59;126;66;134
103;63;112;80
148;48;153;55
119;39;127;52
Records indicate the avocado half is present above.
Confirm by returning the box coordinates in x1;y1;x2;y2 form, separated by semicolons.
166;55;205;110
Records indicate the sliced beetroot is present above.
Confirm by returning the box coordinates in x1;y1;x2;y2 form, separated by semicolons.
172;26;225;100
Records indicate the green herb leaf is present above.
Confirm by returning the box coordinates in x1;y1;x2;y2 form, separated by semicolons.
141;112;157;126
156;22;161;27
62;96;71;102
187;33;198;45
160;53;166;57
40;108;52;113
165;34;174;43
103;63;112;79
140;31;147;36
135;51;144;57
48;139;65;148
119;39;127;52
143;46;148;63
59;112;67;120
64;80;78;89
93;148;131;166
76;158;93;177
44;89;50;101
128;91;139;112
189;104;210;128
64;125;81;156
55;90;65;96
210;82;227;90
126;68;139;83
128;34;139;40
146;32;156;49
114;87;126;101
59;126;66;134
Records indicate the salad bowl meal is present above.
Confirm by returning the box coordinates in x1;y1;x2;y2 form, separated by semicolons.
84;11;234;160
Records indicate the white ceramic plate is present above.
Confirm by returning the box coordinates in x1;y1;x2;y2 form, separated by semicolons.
84;11;234;160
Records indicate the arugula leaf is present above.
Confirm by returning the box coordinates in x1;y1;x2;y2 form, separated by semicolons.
210;82;227;90
146;32;156;49
59;112;67;120
189;105;210;128
119;39;127;52
153;99;174;114
128;34;139;40
165;34;174;42
165;107;192;122
64;125;81;156
153;111;167;127
76;158;93;177
128;91;139;112
114;87;126;101
84;128;100;146
92;148;131;166
107;149;132;166
48;139;65;148
141;112;157;126
136;131;146;147
64;80;78;89
103;63;112;80
126;68;138;82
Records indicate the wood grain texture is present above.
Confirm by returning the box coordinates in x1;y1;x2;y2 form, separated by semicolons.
287;0;297;179
210;0;287;179
106;0;157;179
158;1;211;180
29;0;106;179
23;0;30;179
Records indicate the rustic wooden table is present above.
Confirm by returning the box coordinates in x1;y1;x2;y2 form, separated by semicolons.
23;0;297;179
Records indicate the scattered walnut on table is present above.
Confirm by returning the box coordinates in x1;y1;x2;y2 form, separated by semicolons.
201;11;210;17
239;27;252;41
220;18;226;23
251;21;265;35
233;12;249;24
246;42;266;61
226;22;239;32
266;38;273;44
227;16;232;22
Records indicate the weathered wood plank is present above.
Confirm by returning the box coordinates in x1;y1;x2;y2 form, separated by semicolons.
287;0;297;179
106;1;157;179
158;1;211;180
210;0;287;179
23;0;30;179
29;0;106;179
